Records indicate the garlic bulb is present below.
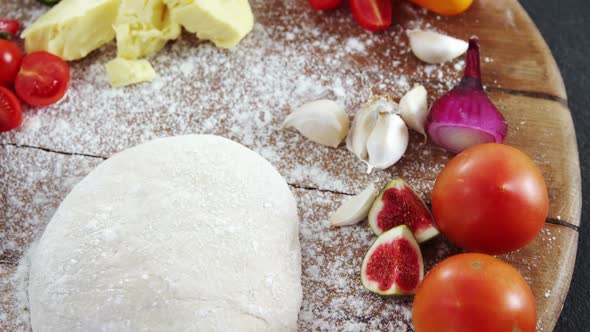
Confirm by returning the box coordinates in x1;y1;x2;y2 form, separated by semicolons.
400;85;428;136
366;112;409;173
329;183;379;227
346;96;409;173
346;96;398;160
282;99;350;148
407;30;468;64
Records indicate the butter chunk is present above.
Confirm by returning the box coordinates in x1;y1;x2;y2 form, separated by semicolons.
105;58;156;87
22;0;119;61
114;0;181;59
164;0;254;48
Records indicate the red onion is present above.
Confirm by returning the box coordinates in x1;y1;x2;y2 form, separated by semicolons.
426;38;508;154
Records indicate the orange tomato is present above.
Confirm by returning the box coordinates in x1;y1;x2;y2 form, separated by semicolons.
408;0;474;16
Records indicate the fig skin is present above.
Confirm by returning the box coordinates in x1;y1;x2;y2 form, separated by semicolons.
360;225;425;295
368;178;439;243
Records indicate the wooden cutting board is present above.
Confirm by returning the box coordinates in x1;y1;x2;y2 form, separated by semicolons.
0;0;581;331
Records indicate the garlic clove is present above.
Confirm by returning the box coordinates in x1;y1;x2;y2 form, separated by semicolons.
407;30;468;64
346;104;377;161
282;99;350;148
400;85;428;137
346;96;398;161
329;183;379;227
366;112;409;173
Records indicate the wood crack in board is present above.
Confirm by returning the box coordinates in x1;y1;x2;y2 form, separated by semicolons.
546;218;580;232
414;79;569;106
288;183;355;196
486;87;568;106
1;143;107;160
1;143;581;229
0;250;20;266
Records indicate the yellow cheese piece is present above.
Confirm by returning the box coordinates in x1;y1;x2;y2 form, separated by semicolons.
114;0;181;59
105;58;156;87
21;0;119;61
164;0;254;48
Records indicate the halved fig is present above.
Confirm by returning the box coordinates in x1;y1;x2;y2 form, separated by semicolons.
361;225;424;295
368;178;439;243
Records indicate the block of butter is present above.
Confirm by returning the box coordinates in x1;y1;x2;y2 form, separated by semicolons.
164;0;254;48
114;0;181;59
21;0;119;61
105;58;156;87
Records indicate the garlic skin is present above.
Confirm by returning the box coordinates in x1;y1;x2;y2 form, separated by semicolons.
407;30;468;64
329;183;379;227
399;85;428;136
346;103;378;161
366;112;409;173
282;99;350;148
346;97;398;161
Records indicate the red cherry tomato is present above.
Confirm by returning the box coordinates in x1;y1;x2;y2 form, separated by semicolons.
0;19;20;37
350;0;393;31
0;86;23;132
412;253;537;332
432;143;548;254
14;51;70;107
308;0;343;10
0;39;23;86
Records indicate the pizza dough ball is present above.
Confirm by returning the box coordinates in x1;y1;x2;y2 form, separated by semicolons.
28;135;302;331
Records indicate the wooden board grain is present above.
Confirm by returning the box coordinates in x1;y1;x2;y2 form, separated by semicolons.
0;0;581;331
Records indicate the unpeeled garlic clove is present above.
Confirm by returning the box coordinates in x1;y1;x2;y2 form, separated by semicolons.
407;30;468;64
346;104;377;161
282;99;350;148
400;85;428;137
346;96;398;161
329;183;379;227
366;112;409;173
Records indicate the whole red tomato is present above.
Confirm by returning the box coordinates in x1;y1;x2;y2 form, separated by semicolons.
412;253;537;332
431;143;548;254
0;39;23;86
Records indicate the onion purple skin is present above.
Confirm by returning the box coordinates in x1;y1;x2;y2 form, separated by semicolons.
426;38;508;154
426;78;508;154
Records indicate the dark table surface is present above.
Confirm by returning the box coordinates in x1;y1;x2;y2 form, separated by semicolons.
518;0;590;330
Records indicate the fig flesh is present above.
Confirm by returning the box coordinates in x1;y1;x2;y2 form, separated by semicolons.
361;225;424;295
368;178;439;243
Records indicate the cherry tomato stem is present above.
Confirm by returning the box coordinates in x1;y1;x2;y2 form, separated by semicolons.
0;19;20;38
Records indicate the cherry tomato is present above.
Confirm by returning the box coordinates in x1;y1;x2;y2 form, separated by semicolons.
0;19;20;37
308;0;343;10
412;253;536;332
350;0;392;32
0;86;23;132
0;39;23;86
14;51;70;107
432;143;548;254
